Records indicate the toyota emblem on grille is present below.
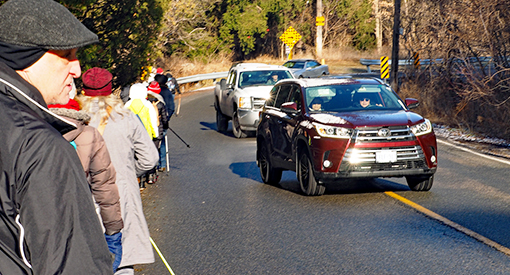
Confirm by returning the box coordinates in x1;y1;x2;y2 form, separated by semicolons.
378;128;391;137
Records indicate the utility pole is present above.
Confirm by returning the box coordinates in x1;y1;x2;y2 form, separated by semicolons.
316;0;323;59
391;0;401;92
374;0;382;54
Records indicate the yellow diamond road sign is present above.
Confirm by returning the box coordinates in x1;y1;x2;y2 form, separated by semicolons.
279;26;302;48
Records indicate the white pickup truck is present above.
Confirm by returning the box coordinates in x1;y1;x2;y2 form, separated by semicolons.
214;63;294;138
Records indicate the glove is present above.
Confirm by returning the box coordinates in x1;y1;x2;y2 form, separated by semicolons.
105;232;122;272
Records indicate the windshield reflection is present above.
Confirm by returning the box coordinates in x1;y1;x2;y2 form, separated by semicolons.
305;84;406;113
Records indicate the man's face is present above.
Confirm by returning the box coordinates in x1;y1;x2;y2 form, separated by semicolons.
272;74;278;81
17;48;81;105
360;98;370;108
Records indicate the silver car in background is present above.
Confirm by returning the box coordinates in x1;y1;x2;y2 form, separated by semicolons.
282;58;330;78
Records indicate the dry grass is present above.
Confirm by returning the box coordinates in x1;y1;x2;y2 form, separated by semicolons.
157;46;387;79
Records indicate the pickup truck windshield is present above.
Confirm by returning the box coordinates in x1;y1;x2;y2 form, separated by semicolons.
239;70;293;88
305;84;406;113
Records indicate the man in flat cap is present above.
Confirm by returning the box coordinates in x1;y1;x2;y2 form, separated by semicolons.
0;0;113;274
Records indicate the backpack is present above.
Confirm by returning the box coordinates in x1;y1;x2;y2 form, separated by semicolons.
127;99;157;138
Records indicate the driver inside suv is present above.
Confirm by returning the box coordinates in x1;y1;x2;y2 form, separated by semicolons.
353;93;382;108
309;97;324;111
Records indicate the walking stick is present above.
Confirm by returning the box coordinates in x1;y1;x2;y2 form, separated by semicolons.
168;126;190;148
176;94;182;116
165;133;169;171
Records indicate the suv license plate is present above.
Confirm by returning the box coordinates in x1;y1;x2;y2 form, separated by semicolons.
376;150;397;163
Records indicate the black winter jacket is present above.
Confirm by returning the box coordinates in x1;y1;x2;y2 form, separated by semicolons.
0;62;112;274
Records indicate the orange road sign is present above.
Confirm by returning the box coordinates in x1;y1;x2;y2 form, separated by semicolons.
413;52;420;69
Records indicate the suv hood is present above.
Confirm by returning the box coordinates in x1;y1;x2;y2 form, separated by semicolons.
310;110;425;128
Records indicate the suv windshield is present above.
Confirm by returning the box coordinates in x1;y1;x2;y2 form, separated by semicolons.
239;70;293;88
305;84;406;113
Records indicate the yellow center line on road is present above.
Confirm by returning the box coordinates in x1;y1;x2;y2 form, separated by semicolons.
150;237;176;275
384;191;510;256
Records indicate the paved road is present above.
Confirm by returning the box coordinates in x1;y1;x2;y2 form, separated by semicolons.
137;88;510;275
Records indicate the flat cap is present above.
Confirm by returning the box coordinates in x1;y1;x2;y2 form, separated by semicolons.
0;0;98;49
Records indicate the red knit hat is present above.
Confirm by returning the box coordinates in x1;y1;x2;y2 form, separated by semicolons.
156;67;164;74
147;81;161;94
82;67;113;96
48;99;80;111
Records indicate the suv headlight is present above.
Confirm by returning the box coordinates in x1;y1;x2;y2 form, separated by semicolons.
238;97;251;109
410;119;432;136
313;123;353;139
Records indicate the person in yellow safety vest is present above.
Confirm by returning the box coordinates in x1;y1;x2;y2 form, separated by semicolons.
125;83;159;139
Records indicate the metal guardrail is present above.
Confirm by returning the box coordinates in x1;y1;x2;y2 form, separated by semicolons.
175;57;498;83
176;71;228;85
360;57;494;73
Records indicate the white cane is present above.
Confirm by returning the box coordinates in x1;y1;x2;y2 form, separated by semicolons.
165;132;169;171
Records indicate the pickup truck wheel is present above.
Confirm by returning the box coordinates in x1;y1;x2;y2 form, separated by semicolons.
232;111;248;138
258;144;282;185
406;175;434;191
216;107;228;133
297;151;325;196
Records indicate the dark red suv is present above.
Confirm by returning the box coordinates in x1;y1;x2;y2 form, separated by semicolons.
256;77;437;196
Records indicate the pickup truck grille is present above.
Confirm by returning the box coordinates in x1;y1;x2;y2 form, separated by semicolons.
354;126;413;142
252;97;266;110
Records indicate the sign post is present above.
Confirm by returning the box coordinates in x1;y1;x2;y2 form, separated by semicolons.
279;27;302;60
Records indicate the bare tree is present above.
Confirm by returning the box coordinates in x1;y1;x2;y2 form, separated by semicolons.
399;0;510;138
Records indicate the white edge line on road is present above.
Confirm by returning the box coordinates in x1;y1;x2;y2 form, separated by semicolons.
385;138;510;256
437;138;510;166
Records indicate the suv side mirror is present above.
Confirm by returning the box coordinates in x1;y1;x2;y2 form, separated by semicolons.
219;78;227;90
405;98;420;109
281;102;299;114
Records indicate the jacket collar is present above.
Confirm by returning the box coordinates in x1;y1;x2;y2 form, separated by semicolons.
0;61;76;134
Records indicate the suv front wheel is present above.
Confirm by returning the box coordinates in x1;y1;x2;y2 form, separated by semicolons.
406;175;434;191
297;151;325;196
258;143;282;185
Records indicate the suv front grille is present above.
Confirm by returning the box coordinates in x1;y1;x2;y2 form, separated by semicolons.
340;146;427;172
343;146;424;162
355;126;413;142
